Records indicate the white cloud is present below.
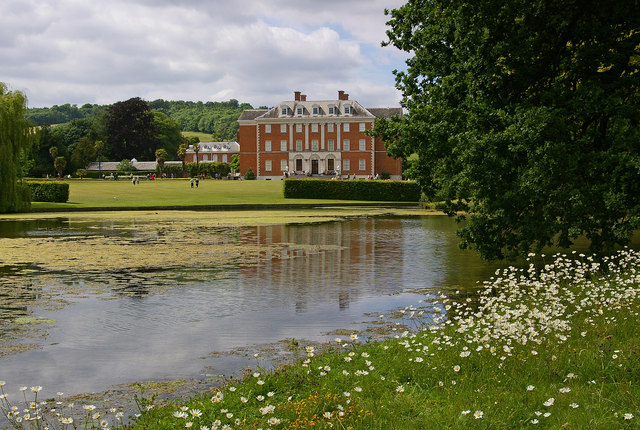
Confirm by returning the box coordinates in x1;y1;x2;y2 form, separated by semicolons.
1;0;409;108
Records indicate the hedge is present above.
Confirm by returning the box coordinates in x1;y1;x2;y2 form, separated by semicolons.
27;181;69;202
283;178;420;202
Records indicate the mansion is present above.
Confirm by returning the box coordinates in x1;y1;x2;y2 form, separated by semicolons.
238;91;402;180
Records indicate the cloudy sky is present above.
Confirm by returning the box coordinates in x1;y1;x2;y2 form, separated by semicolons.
1;0;410;109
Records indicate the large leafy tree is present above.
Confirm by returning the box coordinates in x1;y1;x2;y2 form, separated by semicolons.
0;83;34;212
153;111;182;157
376;0;640;259
106;97;157;161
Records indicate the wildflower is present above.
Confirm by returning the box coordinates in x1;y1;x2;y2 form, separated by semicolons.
229;387;236;392
20;387;27;391
84;405;96;411
225;412;233;419
474;410;483;419
612;354;618;359
31;386;43;393
350;334;358;340
323;411;332;419
559;387;571;393
190;409;202;418
60;417;73;424
396;385;405;393
240;397;248;403
570;403;579;408
253;372;260;378
543;398;555;407
354;387;362;392
343;392;351;397
453;365;461;372
0;381;5;386
267;417;281;425
461;410;471;415
257;395;265;401
260;405;276;415
185;423;193;428
267;391;275;397
527;385;535;391
257;380;265;385
174;411;188;418
544;412;551;418
531;419;539;424
624;413;634;420
211;392;223;403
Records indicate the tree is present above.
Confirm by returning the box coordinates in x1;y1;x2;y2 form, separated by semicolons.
75;168;87;179
155;148;168;177
153;111;182;156
106;97;157;160
70;137;96;172
94;140;104;177
0;83;33;212
116;159;136;173
376;0;640;260
54;156;67;178
230;153;240;173
49;145;58;175
177;142;187;176
189;136;201;168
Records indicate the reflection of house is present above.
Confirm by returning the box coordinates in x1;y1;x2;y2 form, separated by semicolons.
185;141;240;164
238;91;403;180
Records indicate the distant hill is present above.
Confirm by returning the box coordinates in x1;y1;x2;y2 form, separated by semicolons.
27;99;254;142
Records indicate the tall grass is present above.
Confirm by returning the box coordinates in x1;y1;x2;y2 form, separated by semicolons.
2;249;639;429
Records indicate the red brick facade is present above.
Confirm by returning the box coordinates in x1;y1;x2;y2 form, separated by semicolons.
238;91;403;179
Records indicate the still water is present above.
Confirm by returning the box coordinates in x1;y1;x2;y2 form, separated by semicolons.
0;214;505;401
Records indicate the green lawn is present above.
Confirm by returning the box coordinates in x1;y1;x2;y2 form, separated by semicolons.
29;179;384;210
181;131;215;141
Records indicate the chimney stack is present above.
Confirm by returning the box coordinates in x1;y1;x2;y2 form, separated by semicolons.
338;90;349;101
294;91;301;101
300;94;307;101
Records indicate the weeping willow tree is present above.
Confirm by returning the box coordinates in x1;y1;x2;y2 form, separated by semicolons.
0;83;34;213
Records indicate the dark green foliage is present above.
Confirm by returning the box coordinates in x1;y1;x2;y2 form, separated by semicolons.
153;112;182;157
283;179;420;202
244;167;256;180
184;162;231;178
377;0;640;259
27;181;69;202
106;98;157;161
0;83;33;212
149;99;252;141
26;103;106;126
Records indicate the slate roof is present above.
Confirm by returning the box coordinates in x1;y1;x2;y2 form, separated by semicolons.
367;108;403;118
238;109;269;121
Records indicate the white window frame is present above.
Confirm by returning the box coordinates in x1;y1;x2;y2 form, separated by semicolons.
281;159;288;171
265;140;271;152
359;159;366;170
343;159;350;171
265;159;272;171
297;106;303;115
280;140;287;152
328;139;334;151
280;124;287;133
328;106;335;115
343;139;350;151
312;106;319;115
311;140;319;152
343;123;350;132
359;122;366;132
311;123;318;133
296;123;302;133
265;124;271;133
327;123;334;132
344;105;351;114
222;154;227;163
281;106;289;115
359;139;366;151
213;154;218;162
296;140;302;152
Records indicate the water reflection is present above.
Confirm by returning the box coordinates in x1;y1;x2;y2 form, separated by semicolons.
0;215;506;400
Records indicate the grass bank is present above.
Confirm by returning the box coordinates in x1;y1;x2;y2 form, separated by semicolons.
26;179;416;211
129;250;640;429
5;249;637;429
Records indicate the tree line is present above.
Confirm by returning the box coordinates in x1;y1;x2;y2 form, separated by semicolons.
24;97;253;178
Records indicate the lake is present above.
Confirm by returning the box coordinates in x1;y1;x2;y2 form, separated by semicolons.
0;212;509;404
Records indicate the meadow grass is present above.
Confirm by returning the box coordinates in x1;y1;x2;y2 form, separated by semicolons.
27;179;382;210
2;250;638;429
132;251;640;428
181;131;215;141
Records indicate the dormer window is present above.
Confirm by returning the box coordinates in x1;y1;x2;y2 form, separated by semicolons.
344;105;352;114
296;106;303;115
281;106;289;115
312;106;320;115
328;106;336;115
